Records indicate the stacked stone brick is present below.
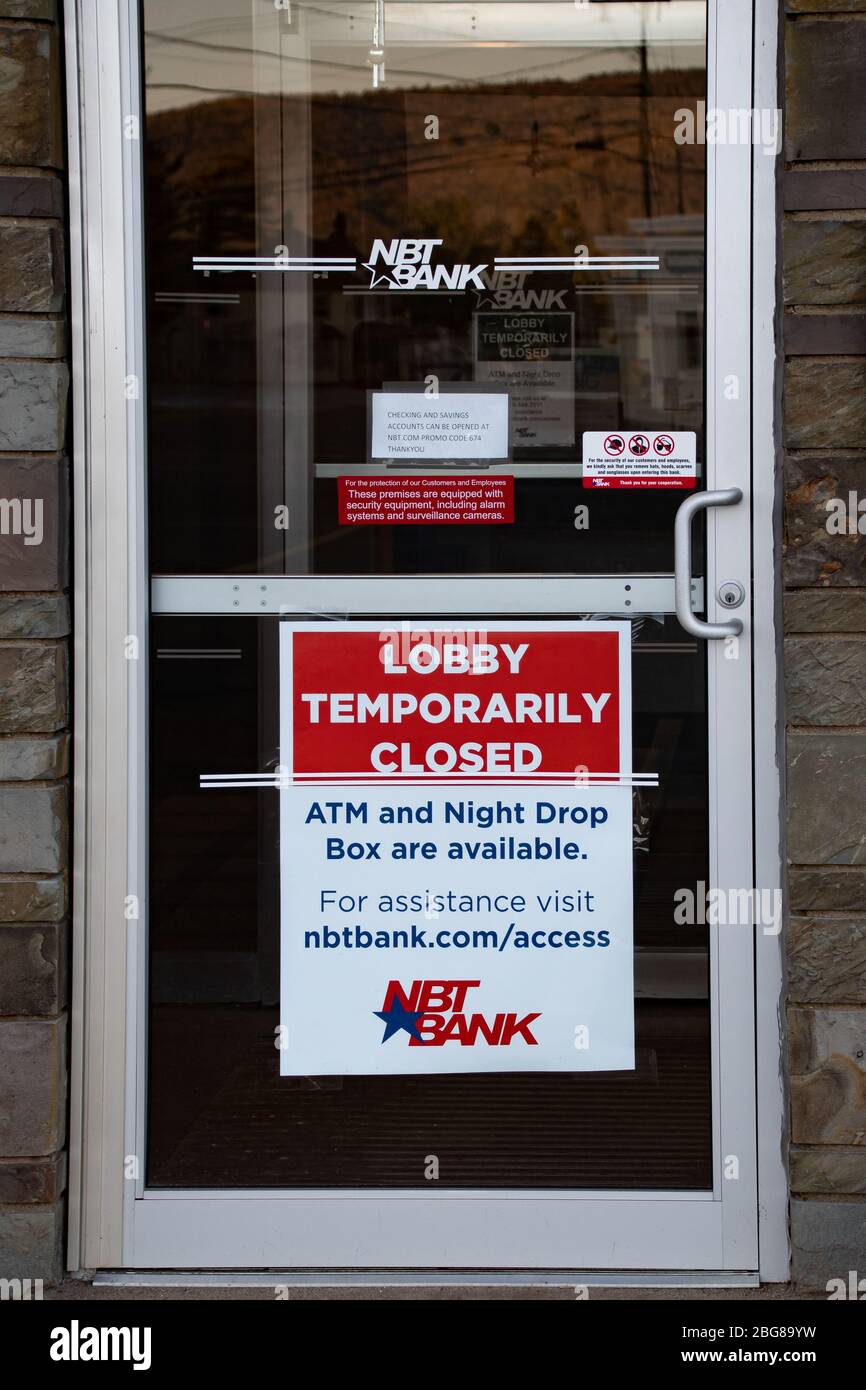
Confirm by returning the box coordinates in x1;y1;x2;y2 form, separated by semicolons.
0;0;68;1284
783;0;866;1288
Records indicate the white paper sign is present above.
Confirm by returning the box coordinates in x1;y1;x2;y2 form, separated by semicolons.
370;391;509;461
278;621;635;1077
582;430;697;489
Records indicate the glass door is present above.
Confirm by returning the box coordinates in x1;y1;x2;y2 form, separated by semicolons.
133;0;757;1269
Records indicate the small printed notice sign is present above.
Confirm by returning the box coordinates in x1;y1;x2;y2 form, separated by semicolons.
474;312;575;448
278;621;635;1077
370;390;509;461
582;430;697;489
338;475;513;525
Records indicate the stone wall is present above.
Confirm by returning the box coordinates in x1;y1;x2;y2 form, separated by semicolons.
783;0;866;1289
0;0;68;1283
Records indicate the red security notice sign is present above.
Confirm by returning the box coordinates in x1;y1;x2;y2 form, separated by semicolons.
338;475;513;524
281;621;630;783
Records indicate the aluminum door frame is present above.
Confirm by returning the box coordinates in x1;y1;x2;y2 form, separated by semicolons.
64;0;787;1277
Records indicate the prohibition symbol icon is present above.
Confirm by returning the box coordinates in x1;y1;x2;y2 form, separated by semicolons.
654;434;675;456
603;434;625;456
629;433;650;456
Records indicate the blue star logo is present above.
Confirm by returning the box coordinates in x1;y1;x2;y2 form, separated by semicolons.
375;997;426;1043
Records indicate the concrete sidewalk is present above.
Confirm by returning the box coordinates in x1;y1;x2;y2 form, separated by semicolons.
45;1279;825;1301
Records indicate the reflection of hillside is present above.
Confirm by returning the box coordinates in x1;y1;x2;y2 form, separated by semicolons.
145;97;256;268
145;70;704;279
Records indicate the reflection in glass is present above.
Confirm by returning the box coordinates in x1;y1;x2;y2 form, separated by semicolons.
142;2;712;1193
143;1;707;575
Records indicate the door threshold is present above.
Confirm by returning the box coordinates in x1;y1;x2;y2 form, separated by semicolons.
93;1271;761;1290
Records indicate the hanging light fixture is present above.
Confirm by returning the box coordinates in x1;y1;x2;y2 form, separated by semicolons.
369;0;385;88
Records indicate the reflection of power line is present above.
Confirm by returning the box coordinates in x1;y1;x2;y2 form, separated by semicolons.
301;167;700;216
303;99;688;139
289;108;702;175
148;83;257;98
284;128;704;198
145;27;484;86
144;91;700;166
445;46;643;84
145;92;702;209
304;75;703;118
144;26;670;90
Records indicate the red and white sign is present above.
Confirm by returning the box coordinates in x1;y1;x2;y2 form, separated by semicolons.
277;621;635;1076
284;622;628;783
338;475;513;525
582;430;697;489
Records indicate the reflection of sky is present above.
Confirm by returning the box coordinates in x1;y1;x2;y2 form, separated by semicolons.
144;0;707;111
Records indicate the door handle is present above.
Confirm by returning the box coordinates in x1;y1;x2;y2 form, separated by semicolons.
674;488;744;639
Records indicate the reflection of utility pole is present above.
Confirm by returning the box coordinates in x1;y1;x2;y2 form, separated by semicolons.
592;110;610;232
639;22;652;220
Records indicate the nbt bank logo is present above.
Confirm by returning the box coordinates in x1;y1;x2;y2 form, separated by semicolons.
362;241;566;307
364;239;486;291
376;979;540;1047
